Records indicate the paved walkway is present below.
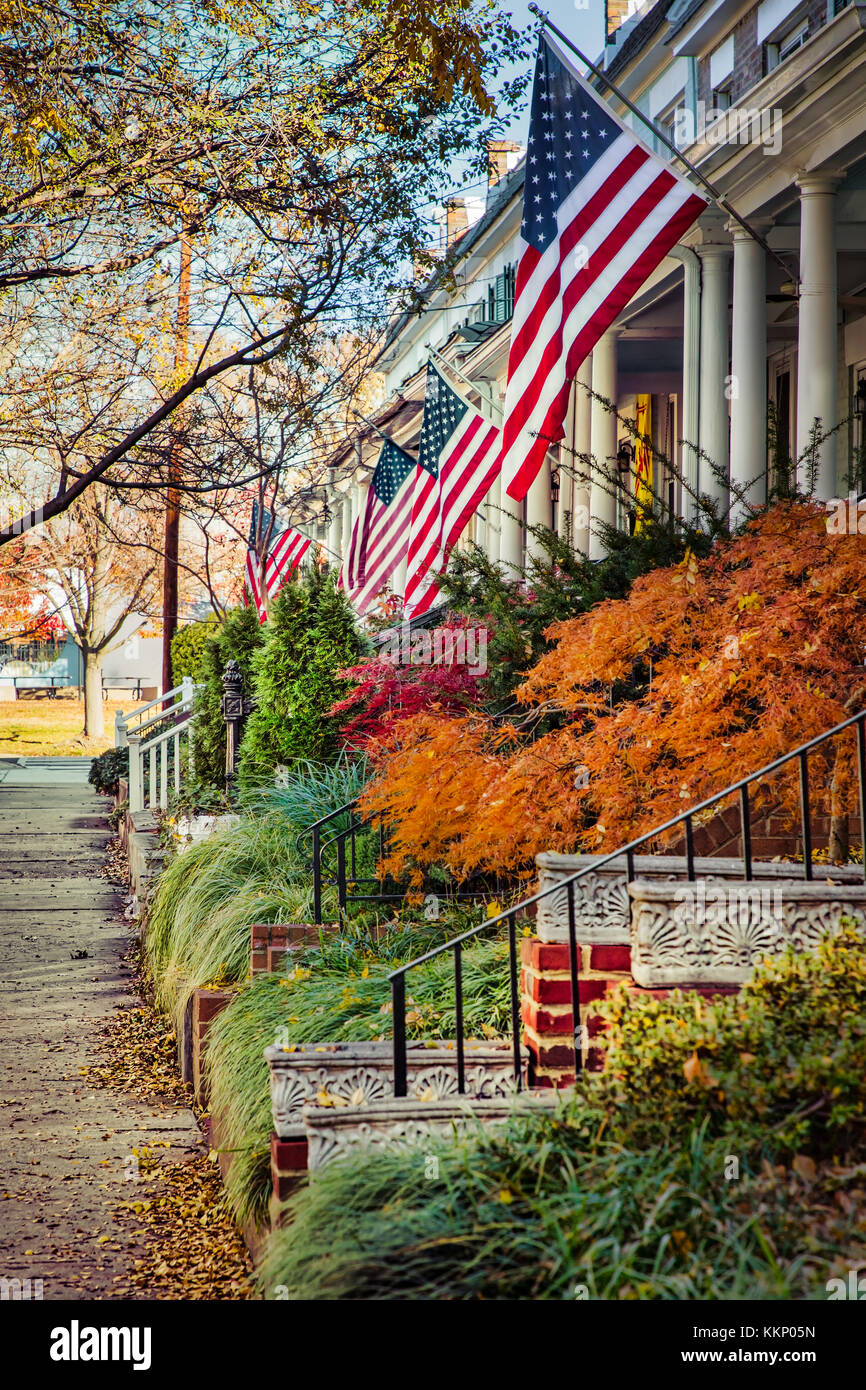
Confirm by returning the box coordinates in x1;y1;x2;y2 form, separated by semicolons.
0;757;201;1299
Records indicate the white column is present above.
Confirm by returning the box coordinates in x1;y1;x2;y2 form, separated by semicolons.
393;552;407;601
729;225;767;527
347;482;362;564
340;484;353;563
557;380;576;546
572;360;592;553
669;247;701;525
496;379;523;576
485;469;501;564
498;488;524;576
796;171;841;499
589;330;618;559
697;242;732;514
525;454;551;562
327;469;342;567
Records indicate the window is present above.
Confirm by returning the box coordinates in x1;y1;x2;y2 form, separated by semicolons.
656;95;686;153
712;83;732;112
779;19;809;58
765;16;810;72
768;351;796;494
485;264;516;324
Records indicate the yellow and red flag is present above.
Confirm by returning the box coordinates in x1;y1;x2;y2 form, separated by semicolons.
634;394;653;533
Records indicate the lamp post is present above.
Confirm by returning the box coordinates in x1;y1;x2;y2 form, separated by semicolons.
221;659;256;790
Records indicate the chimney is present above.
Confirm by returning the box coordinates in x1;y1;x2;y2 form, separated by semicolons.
444;196;469;248
486;139;524;190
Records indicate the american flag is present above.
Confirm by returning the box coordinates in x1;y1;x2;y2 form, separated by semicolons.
245;500;311;622
501;33;708;501
340;437;417;615
403;364;501;619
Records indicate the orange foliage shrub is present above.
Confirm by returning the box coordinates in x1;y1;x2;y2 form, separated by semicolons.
360;502;866;879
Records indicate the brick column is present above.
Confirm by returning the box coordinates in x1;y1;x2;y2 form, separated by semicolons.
192;987;235;1104
521;939;632;1088
269;1134;308;1228
250;922;338;976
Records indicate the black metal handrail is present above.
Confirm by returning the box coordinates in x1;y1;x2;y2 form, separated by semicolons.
304;796;503;924
388;709;866;1097
298;800;359;925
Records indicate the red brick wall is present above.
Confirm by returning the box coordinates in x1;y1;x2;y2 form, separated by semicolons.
521;938;632;1088
666;806;862;861
521;939;745;1090
728;0;832;105
192;987;234;1105
730;6;762;104
250;922;338;976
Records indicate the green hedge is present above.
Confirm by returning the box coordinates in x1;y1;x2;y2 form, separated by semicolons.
88;746;129;795
238;570;364;788
170;616;220;683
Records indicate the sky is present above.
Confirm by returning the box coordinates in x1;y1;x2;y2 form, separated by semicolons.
421;0;608;222
498;0;607;142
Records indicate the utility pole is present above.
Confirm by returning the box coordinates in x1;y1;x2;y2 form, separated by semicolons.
161;220;191;698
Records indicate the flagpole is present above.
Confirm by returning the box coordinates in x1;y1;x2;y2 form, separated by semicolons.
528;4;798;284
424;343;503;423
350;406;416;456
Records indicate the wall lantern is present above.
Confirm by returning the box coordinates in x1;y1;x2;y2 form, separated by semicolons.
616;440;633;479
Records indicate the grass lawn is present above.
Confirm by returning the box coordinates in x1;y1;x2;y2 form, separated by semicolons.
0;691;131;756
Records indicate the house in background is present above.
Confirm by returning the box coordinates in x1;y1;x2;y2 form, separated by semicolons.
306;0;866;598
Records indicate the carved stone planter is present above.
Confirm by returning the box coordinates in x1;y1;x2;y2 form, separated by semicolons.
265;1040;527;1140
302;1092;557;1170
171;813;241;852
535;851;865;946
629;878;866;987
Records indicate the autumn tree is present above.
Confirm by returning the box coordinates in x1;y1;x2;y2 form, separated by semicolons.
0;0;528;545
358;502;866;880
2;491;162;738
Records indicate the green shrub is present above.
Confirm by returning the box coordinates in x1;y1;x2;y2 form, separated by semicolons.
236;582;312;787
437;520;712;701
258;1109;866;1301
238;571;364;787
170;616;220;683
192;604;264;789
145;756;370;1028
88;746;129;795
595;923;866;1157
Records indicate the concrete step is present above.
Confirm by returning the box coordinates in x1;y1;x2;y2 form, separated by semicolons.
266;1039;528;1140
302;1091;558;1170
535;851;865;945
629;877;866;986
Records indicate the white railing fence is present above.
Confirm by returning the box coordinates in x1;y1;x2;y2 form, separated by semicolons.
121;679;202;814
115;677;196;748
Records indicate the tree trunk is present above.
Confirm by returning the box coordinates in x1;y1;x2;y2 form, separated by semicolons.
82;651;105;740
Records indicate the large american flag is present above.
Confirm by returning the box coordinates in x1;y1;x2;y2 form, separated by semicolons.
340;437;417;615
501;33;708;501
245;501;311;622
403;364;501;619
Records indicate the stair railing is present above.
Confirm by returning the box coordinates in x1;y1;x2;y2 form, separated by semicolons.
303;799;502;925
115;677;197;748
125;679;199;813
388;709;866;1098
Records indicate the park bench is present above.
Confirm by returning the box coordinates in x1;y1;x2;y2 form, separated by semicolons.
5;674;70;699
101;675;150;701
